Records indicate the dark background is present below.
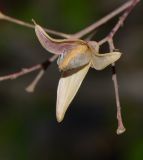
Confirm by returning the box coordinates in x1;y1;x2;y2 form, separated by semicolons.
0;0;143;160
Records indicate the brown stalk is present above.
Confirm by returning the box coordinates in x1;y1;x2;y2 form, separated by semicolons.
0;0;140;134
0;0;139;83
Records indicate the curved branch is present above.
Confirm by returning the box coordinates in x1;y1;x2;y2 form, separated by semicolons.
73;0;140;38
0;11;71;38
0;55;58;82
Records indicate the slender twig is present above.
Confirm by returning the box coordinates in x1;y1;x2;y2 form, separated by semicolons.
100;0;140;134
112;65;126;135
99;0;140;45
0;11;71;38
73;0;139;38
0;0;140;134
109;39;126;135
25;69;45;92
0;64;41;81
0;0;140;84
96;0;140;134
0;55;58;82
0;0;140;83
0;0;139;39
84;30;97;41
25;54;58;92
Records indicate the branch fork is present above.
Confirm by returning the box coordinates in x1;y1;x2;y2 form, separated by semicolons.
0;0;140;134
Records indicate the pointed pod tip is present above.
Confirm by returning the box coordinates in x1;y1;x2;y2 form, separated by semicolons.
115;51;122;58
56;64;90;124
32;19;37;25
56;108;67;123
91;51;122;70
56;110;64;123
110;51;122;63
56;98;67;123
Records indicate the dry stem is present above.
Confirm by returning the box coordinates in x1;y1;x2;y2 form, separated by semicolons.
0;0;139;83
99;0;140;134
73;0;139;38
0;64;41;81
0;55;58;82
0;0;140;134
0;11;71;38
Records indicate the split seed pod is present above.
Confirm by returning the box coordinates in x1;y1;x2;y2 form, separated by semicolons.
34;23;122;122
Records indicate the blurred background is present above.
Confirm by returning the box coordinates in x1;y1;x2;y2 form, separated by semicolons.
0;0;143;159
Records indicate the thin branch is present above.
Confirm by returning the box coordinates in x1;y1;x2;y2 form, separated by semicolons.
0;0;140;83
107;38;126;135
107;37;126;135
111;63;126;135
107;7;136;134
25;69;45;93
25;54;58;92
73;0;139;38
98;0;140;134
110;41;126;135
0;11;71;38
0;64;41;81
0;0;140;40
0;0;140;134
84;30;97;41
0;55;58;82
0;0;140;84
105;0;140;133
99;0;140;45
0;0;140;94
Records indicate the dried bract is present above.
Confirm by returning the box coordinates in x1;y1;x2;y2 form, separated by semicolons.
34;23;122;122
